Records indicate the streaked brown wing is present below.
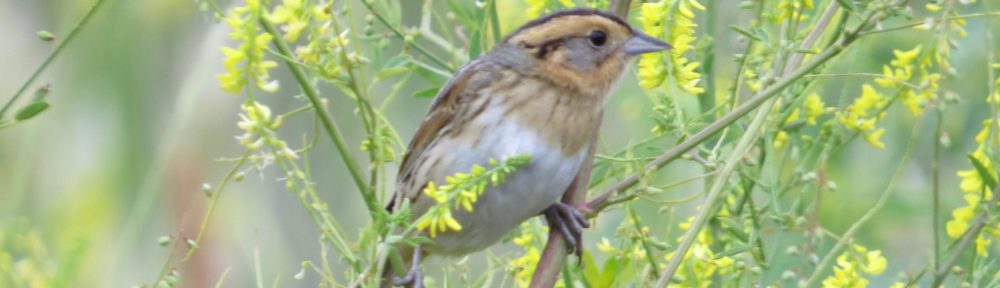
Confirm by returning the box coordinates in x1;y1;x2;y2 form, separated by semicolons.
388;60;488;211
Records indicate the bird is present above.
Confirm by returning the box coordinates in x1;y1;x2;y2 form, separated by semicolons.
383;8;669;287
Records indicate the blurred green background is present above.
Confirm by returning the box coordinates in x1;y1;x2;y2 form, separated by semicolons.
1;0;998;287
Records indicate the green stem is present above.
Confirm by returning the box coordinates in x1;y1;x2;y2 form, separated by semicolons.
258;18;381;222
1;0;108;119
654;93;779;288
802;119;922;287
932;109;943;271
931;212;990;287
588;33;852;213
359;1;455;71
182;151;251;260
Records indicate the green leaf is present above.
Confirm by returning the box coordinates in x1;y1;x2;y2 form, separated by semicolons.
413;87;440;98
36;30;55;42
835;0;857;11
968;154;997;191
403;236;434;246
597;256;619;288
15;101;50;121
375;66;409;80
714;246;750;259
468;29;482;59
382;54;412;69
413;64;450;86
580;252;601;287
729;25;763;42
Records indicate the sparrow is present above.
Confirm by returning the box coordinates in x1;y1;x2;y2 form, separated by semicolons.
384;8;669;287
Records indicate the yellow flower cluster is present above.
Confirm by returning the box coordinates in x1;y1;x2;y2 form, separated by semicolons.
874;45;941;115
666;217;736;287
524;0;576;19
270;1;345;79
508;221;561;288
947;119;999;256
837;85;889;148
218;0;279;94
772;0;814;23
269;0;309;42
637;0;706;95
415;183;463;237
774;93;825;149
0;228;53;287
915;10;969;70
821;244;887;288
236;101;299;162
416;156;531;237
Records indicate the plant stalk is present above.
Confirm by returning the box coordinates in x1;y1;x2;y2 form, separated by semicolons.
1;0;109;118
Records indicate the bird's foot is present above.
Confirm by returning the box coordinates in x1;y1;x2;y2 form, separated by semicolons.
392;246;424;288
543;202;591;258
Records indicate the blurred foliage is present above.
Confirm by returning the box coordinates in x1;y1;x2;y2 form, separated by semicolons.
2;0;1000;287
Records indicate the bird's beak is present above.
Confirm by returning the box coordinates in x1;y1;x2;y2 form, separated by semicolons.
623;31;671;56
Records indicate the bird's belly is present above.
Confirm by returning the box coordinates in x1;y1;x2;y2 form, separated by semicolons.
424;121;586;256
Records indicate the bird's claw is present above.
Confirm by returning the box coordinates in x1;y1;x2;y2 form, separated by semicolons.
392;271;423;288
392;246;424;288
543;202;591;258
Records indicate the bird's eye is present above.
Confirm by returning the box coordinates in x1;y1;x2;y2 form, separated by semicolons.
588;30;607;47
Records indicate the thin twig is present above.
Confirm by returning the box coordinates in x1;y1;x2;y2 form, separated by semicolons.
182;151;251;260
259;18;380;221
803;119;923;287
656;3;840;285
860;12;1000;36
1;0;109;118
359;1;455;71
655;92;779;288
587;2;846;214
931;212;990;287
932;109;943;271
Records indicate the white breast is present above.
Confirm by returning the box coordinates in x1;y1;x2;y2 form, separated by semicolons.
419;116;586;255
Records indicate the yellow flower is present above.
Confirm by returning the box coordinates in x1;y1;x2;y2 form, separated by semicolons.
838;85;889;148
512;231;533;246
637;1;668;89
638;0;706;95
597;237;618;254
773;0;814;23
976;235;990;257
415;207;462;237
524;0;575;18
512;247;541;287
945;195;979;238
861;250;887;275
823;244;887;288
217;1;279;94
774;130;789;149
526;0;546;18
890;45;922;68
785;108;800;125
804;93;825;125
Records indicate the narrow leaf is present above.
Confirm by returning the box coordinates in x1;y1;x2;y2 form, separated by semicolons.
729;25;763;42
375;66;409;80
835;0;857;11
15;101;50;121
382;54;412;69
413;87;440;98
968;154;997;191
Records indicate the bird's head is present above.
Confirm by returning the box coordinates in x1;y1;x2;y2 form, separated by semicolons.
496;9;670;95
